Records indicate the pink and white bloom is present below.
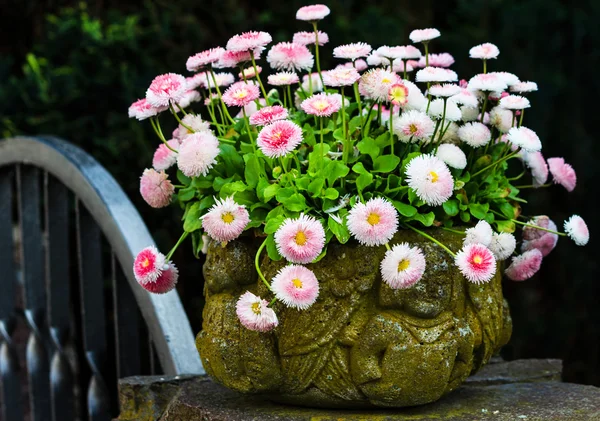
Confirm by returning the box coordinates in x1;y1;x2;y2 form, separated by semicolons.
449;88;479;108
564;215;589;246
521;216;559;257
468;73;507;92
249;105;289;126
455;243;497;284
152;139;180;171
222;81;261;107
333;42;372;60
366;52;386;67
302;72;324;92
392;110;435;143
469;43;500;60
236;291;278;332
218;49;261;68
405;154;454;206
429;84;461;98
140;262;179;294
176;132;220;177
489;72;520;87
400;79;428;111
133;246;166;284
128;98;167;120
296;4;331;21
267;42;314;72
301;93;342;117
376;46;407;60
323;67;361;87
359;68;401;102
173;114;212;140
507;126;542;152
510;81;538;93
499;95;531;110
186;47;225;71
239;66;262;80
145;73;187;107
489;106;514;133
415;67;458;83
139;169;174;208
523;151;549;186
197;72;235;89
226;31;272;52
458;122;491;148
547;157;577;192
177;90;201;108
257;120;303;158
395;45;422;60
392;60;415;73
505;249;543;281
268;71;300;86
409;28;441;43
293;31;329;46
436;143;467;170
271;265;320;309
347;197;398;246
380;243;426;289
274;214;325;264
388;83;409;106
489;232;516;261
201;196;250;243
427;99;462;121
417;53;454;68
464;220;494;247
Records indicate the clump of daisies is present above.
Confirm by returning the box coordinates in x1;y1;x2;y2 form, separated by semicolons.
128;4;589;331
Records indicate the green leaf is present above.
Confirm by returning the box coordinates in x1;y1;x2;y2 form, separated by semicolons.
307;177;325;197
460;210;471;223
325;161;349;186
352;162;373;192
176;170;191;186
348;116;362;134
281;193;306;212
468;203;490;220
498;201;517;219
323;188;339;200
220;180;248;197
443;199;459;216
333;127;345;141
265;234;283;261
495;220;516;233
373;154;400;173
356;137;380;162
328;215;350;244
412;211;435;227
243;154;264;188
472;155;492;172
276;187;295;202
178;186;196;202
263;183;280;201
183;202;202;232
392;200;418;217
219;144;244;177
374;132;390;148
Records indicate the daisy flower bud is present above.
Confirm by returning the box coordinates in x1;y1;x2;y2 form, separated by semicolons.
564;215;589;246
521;216;558;257
489;232;517;261
257;120;303;158
145;73;187;108
388;83;409;106
458;122;491;148
507;126;542;152
547;157;577;192
301;93;342;117
133;246;166;284
347;197;398;247
468;73;507;92
201;196;250;243
140;262;179;294
405;154;454;206
267;71;300;86
293;31;329;46
323;67;361;87
274;214;325;264
222;81;261;107
415;67;458;83
128;98;167;120
176;132;220;177
236;291;278;332
186;47;225;71
522;151;549;186
152;139;180;171
333;42;372;60
489;106;513;133
464;220;494;247
469;43;500;60
436;144;467;170
499;95;531;110
249;105;289;126
510;81;538;94
427;99;462;121
226;31;272;52
417;53;454;68
380;243;426;289
409;28;441;43
296;4;331;21
271;265;320;310
455;243;497;284
392;110;435;143
139;169;174;208
267;42;314;72
359;68;401;102
505;249;543;281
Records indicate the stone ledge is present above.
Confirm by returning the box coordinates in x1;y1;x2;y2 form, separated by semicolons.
118;359;600;421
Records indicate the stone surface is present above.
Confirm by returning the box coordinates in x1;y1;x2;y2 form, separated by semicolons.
117;360;600;421
197;230;512;407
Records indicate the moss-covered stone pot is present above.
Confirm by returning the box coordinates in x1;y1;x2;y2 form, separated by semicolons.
196;229;512;408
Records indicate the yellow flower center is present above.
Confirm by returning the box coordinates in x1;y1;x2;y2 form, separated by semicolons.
429;171;439;183
142;258;150;268
367;212;380;226
473;255;483;265
233;90;248;99
314;100;329;111
382;77;391;83
221;212;235;224
292;278;303;288
251;302;262;315
397;259;411;272
295;231;307;246
409;123;418;134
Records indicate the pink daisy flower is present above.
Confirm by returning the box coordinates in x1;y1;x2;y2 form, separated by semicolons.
323;67;361;87
405;154;454;206
436;143;467;169
505;249;543;281
380;243;426;289
458;122;491;148
218;49;261;68
347;197;398;246
222;81;261;107
388;83;409;106
489;71;520;87
415;67;458;83
274;214;325;264
366;53;386;67
186;47;225;71
177;90;201;109
523;151;549;186
133;246;166;284
409;28;441;43
489;232;517;261
271;265;320;309
393;110;435;143
256;120;303;158
145;73;187;108
296;4;331;21
399;79;428;111
564;215;589;246
499;95;530;110
301;93;342;117
293;31;329;46
226;31;272;52
139;262;179;294
455;243;497;284
333;42;372;60
428;83;461;98
267;71;300;86
152;139;180;171
236;98;267;119
173;114;212;140
236;291;278;332
359;68;401;102
469;43;500;60
522;216;559;257
350;59;369;72
449;88;479;108
507;126;542;152
176;132;220;177
128;98;167;120
239;65;262;80
185;73;207;90
463;220;493;247
510;81;538;93
417;53;455;68
249;105;289;126
468;73;507;92
139;169;174;208
489;106;514;133
547;157;577;192
427;99;462;122
267;42;314;72
376;46;407;60
201;196;250;243
392;60;415;73
395;45;422;60
209;72;236;88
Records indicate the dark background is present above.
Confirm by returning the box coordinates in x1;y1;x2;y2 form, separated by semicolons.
1;0;598;384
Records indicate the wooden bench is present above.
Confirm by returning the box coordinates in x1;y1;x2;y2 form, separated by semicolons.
0;136;204;421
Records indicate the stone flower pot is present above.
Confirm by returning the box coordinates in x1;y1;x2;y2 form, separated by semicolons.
196;229;512;408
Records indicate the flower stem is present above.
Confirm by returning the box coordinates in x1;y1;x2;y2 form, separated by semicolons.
341;86;347;145
514;183;552;189
319;117;325;171
255;238;271;290
491;212;566;237
176;102;189;116
287;85;293;109
166;231;190;261
389;103;394;155
519;109;525;127
250;54;269;103
170;104;194;133
405;224;456;257
242;107;257;154
150;117;178;152
384;242;391;251
402;59;408;80
471;150;519;178
441;227;465;235
480;94;489;123
353;81;363;127
217;137;236;144
312;22;325;87
424;42;429;67
483;59;487;74
209;67;235;124
385;185;409;194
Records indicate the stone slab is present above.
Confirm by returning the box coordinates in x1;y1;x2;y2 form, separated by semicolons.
466;358;562;385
